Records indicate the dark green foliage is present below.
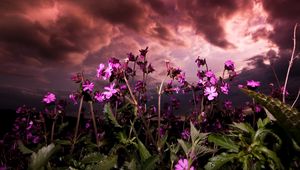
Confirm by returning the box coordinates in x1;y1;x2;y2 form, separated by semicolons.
241;88;300;144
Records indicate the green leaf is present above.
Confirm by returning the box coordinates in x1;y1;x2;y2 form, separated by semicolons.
208;134;239;153
29;143;60;170
125;159;137;170
137;139;151;162
90;155;118;170
177;139;190;156
81;152;104;164
190;121;198;144
142;155;159;170
257;146;283;170
104;103;122;128
241;88;300;144
231;122;254;135
204;153;237;170
55;139;71;146
18;140;33;154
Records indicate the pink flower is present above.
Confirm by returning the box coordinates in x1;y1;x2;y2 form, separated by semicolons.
83;81;94;92
104;67;112;80
209;76;217;85
97;63;105;78
204;86;218;100
43;92;56;104
247;80;260;88
220;83;229;94
198;78;206;86
69;93;78;105
103;83;118;99
205;70;214;78
175;159;194;170
181;129;190;140
95;92;105;102
224;60;235;71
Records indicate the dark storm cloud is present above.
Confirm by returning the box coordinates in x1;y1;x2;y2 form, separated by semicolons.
261;0;300;50
176;0;251;48
72;0;146;32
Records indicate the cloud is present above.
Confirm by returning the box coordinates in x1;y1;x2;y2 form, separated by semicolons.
260;0;300;50
176;0;251;48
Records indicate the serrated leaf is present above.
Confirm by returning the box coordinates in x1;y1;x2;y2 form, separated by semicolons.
104;103;122;128
177;139;190;156
231;122;254;135
137;139;151;161
142;155;159;170
18;140;34;154
190;121;198;144
125;159;137;170
208;134;239;153
241;88;300;144
29;143;60;170
257;146;283;170
204;153;237;170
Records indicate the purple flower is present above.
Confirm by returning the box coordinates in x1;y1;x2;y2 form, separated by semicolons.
95;92;105;103
220;83;229;94
198;78;206;86
247;80;260;89
147;64;155;73
127;52;136;61
209;76;217;85
205;70;214;78
181;129;190;140
254;105;262;113
69;93;78;105
204;86;218;100
175;159;194;170
177;72;186;84
83;80;94;92
85;122;91;129
32;136;40;144
104;67;112;80
103;83;118;99
26;121;33;130
224;100;233;110
224;60;235;71
195;57;206;68
97;63;105;78
43;92;56;104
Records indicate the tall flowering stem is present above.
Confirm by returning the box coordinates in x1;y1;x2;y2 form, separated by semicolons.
71;93;84;153
50;107;57;141
157;75;167;152
123;73;138;114
283;23;298;103
89;101;99;146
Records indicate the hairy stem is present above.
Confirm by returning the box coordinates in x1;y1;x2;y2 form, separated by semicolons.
292;88;300;108
283;23;298;103
89;101;99;146
157;75;167;152
71;95;84;153
50;107;57;141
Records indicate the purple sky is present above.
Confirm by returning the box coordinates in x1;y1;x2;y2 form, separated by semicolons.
0;0;299;109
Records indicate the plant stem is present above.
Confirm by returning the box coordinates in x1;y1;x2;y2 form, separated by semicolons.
283;23;298;103
157;75;167;152
89;101;99;146
292;88;300;108
50;107;57;141
71;95;84;153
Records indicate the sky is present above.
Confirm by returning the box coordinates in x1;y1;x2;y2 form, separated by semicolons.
0;0;299;109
